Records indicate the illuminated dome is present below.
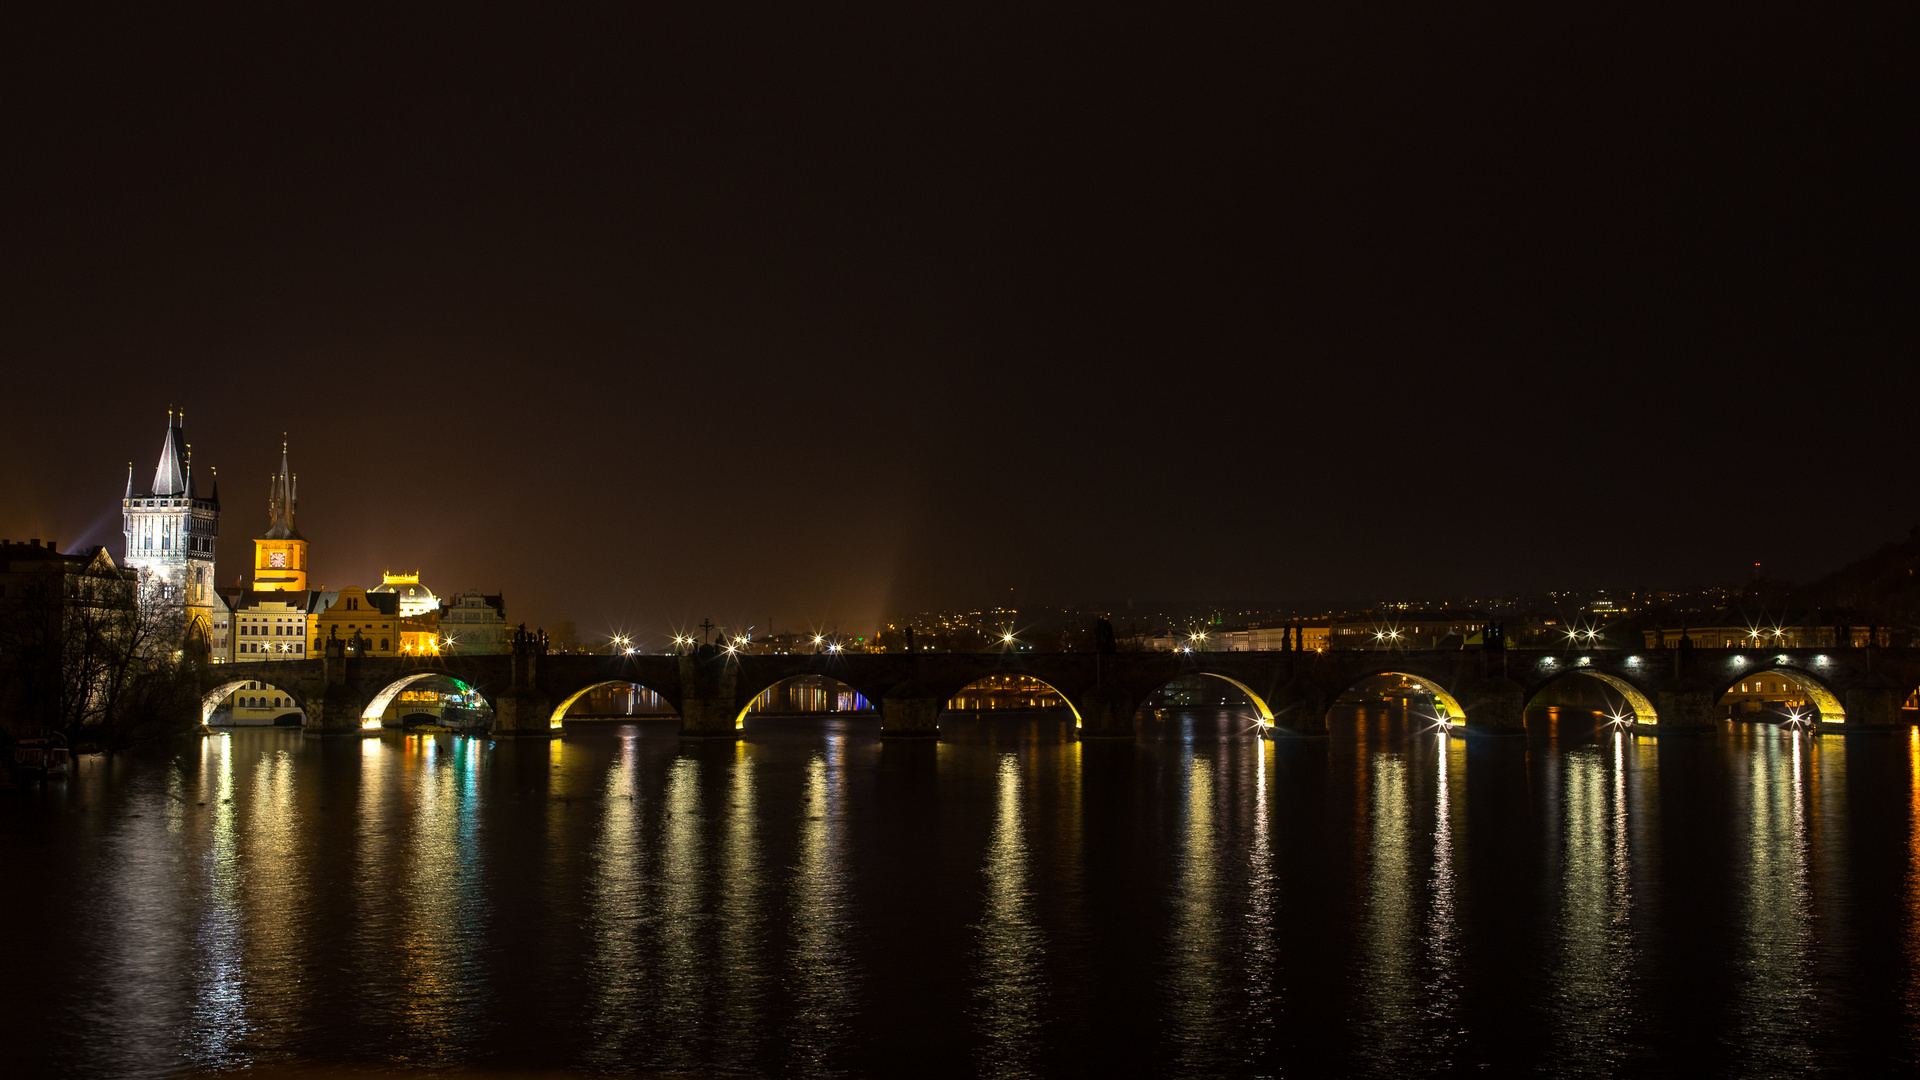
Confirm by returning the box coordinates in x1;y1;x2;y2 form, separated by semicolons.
370;571;438;617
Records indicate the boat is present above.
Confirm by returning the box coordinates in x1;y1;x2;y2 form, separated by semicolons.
12;729;71;778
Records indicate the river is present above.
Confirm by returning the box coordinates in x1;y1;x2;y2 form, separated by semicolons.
4;709;1917;1077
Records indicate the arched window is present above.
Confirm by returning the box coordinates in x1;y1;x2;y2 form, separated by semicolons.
380;638;389;651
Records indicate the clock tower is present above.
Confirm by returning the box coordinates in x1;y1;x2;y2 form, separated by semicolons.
253;439;308;591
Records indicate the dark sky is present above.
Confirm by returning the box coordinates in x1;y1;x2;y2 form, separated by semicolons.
1;6;1912;639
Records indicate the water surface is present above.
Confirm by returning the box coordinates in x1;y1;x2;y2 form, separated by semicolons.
4;710;1918;1077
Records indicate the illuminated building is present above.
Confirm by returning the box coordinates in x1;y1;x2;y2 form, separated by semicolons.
440;591;510;655
1329;614;1487;650
1150;623;1330;652
371;571;438;616
218;441;320;663
120;411;220;648
208;590;233;662
227;593;313;661
1640;617;1886;649
373;572;442;654
309;586;401;656
209;679;302;726
252;441;308;592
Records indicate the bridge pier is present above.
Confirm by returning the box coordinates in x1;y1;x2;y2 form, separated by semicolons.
1842;683;1899;731
1647;688;1719;734
493;686;560;738
301;687;373;737
1458;676;1526;735
1076;685;1135;739
1264;678;1329;737
880;681;940;737
678;651;743;738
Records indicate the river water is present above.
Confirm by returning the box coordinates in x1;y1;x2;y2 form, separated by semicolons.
4;709;1918;1078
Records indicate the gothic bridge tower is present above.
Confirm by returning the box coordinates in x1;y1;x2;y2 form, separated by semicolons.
252;439;308;591
122;410;221;646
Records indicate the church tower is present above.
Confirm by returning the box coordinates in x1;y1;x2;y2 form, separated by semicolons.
252;438;308;591
122;410;221;644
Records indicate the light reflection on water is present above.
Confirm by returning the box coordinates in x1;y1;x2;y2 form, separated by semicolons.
586;733;644;1065
972;751;1042;1078
1166;745;1226;1077
1356;736;1415;1074
1547;729;1637;1076
1731;726;1820;1076
1909;728;1920;1034
189;733;247;1065
787;737;857;1070
6;711;1920;1078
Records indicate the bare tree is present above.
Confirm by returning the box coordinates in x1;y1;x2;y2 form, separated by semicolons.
0;561;203;754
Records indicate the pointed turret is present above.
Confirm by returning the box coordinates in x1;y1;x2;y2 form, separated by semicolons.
151;410;186;496
263;437;303;540
124;462;133;499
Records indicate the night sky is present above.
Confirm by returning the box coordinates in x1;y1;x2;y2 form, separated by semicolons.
1;6;1911;637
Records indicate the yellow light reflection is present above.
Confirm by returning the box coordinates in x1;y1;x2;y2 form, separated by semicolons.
1907;727;1920;1021
972;752;1042;1074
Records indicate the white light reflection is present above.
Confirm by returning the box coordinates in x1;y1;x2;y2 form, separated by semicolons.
786;739;855;1068
1168;747;1227;1073
587;733;646;1066
1547;730;1634;1071
241;745;305;1048
1426;727;1461;1056
715;740;768;1072
1355;749;1413;1071
1242;736;1277;1056
1731;724;1818;1075
972;752;1043;1078
187;733;248;1063
651;756;710;1060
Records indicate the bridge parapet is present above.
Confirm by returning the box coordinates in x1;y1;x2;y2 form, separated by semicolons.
197;645;1920;740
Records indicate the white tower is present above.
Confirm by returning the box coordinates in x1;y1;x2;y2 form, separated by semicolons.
122;410;221;650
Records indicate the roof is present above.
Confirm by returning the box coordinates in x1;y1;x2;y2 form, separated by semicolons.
370;576;436;599
0;541;124;576
221;588;320;613
261;442;304;541
151;415;187;497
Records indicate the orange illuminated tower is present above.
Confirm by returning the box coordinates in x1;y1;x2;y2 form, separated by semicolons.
252;438;308;591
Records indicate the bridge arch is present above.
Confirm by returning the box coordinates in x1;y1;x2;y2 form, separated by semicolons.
200;678;308;726
732;674;875;726
1524;669;1661;728
363;672;496;731
549;680;679;725
1713;664;1846;726
1328;670;1468;727
946;673;1084;725
1141;672;1277;724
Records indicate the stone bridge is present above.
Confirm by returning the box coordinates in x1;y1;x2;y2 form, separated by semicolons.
205;641;1920;738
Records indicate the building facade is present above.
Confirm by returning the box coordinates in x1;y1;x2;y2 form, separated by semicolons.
371;571;438;616
252;441;308;592
373;572;442;654
441;591;510;654
121;411;220;650
310;586;402;656
0;540;141;734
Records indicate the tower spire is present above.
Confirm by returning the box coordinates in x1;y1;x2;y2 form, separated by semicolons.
124;461;133;499
151;410;186;496
263;436;302;540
